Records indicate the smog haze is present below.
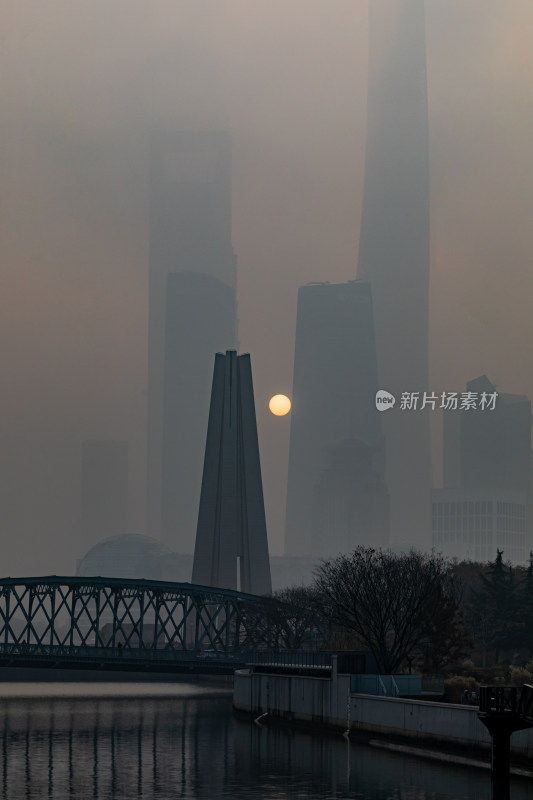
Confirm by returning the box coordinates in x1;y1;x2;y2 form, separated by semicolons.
1;0;533;574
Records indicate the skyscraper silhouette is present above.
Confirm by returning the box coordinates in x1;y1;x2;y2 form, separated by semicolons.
443;375;531;494
312;439;389;556
435;376;532;564
193;351;272;594
147;132;237;542
284;281;385;556
161;272;236;552
357;0;432;545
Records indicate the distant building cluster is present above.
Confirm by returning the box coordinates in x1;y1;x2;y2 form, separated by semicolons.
76;0;533;594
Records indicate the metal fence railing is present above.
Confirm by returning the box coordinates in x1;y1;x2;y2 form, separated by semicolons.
0;642;242;664
0;643;333;670
0;642;384;676
479;685;520;714
244;650;332;669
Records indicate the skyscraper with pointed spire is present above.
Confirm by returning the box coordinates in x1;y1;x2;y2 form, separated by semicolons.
357;0;432;545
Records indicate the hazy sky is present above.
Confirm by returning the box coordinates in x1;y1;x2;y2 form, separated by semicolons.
2;1;533;574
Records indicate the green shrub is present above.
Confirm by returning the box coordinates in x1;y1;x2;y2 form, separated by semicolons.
509;667;532;687
444;674;479;704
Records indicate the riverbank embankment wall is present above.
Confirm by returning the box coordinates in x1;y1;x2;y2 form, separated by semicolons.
233;667;533;760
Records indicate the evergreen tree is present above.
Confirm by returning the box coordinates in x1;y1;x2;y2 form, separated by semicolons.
516;551;533;658
467;550;524;664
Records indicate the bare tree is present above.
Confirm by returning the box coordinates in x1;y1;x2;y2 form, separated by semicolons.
238;587;322;651
273;586;325;649
314;547;465;673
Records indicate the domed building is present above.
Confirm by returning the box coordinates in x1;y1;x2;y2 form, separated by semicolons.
76;534;192;583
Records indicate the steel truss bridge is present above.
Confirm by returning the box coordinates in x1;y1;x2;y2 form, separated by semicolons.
0;576;312;675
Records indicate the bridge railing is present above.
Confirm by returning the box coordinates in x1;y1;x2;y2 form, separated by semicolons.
479;685;524;715
518;684;533;721
0;642;333;668
244;649;332;669
0;642;243;663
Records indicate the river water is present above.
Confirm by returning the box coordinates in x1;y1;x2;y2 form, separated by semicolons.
0;682;531;800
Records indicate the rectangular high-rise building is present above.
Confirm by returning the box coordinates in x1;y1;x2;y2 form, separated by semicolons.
147;132;238;541
312;440;389;557
161;272;236;552
284;281;386;557
442;375;532;494
460;376;531;493
432;488;527;565
80;440;128;554
437;375;533;562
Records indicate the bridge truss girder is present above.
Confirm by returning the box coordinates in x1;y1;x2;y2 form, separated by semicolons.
0;576;271;657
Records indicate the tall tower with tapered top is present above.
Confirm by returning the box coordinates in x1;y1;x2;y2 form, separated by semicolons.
192;351;272;595
357;0;432;545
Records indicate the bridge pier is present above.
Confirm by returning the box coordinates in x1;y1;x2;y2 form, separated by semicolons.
479;719;514;800
478;685;533;800
491;728;511;800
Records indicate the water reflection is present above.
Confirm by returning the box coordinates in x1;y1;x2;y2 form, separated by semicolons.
0;685;532;799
